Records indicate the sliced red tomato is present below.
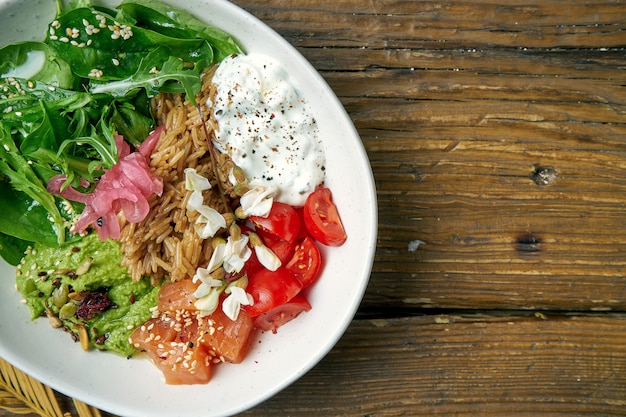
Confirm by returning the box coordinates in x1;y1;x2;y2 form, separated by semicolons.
254;295;312;334
244;267;303;317
303;187;347;246
158;279;200;311
285;237;322;288
130;314;212;385
293;206;310;240
258;231;295;264
244;249;264;276
198;306;256;364
249;202;301;243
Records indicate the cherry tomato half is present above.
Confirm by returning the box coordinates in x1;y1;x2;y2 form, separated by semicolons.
257;230;296;264
249;202;301;243
285;236;322;288
303;188;347;246
254;295;312;334
244;267;303;317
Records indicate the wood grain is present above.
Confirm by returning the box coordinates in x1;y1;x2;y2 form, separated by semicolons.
2;0;626;416
238;314;626;416
231;0;626;312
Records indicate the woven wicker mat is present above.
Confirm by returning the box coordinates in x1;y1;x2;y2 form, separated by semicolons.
0;357;110;417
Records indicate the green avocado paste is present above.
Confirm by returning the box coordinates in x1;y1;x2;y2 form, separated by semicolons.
15;232;161;357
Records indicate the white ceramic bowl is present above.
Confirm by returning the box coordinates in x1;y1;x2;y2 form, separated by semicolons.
0;1;377;416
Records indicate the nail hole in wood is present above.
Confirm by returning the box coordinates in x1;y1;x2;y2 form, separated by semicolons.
531;166;557;185
516;234;542;252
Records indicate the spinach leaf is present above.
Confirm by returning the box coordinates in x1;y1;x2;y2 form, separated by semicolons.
0;232;30;266
0;180;59;248
48;7;214;81
0;42;76;89
0;0;244;259
109;99;153;146
118;0;243;61
0;126;66;245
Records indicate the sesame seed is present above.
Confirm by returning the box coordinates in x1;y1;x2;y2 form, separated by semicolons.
3;144;10;151
82;19;90;26
88;68;103;78
112;58;120;66
15;111;22;117
59;37;69;43
49;35;58;41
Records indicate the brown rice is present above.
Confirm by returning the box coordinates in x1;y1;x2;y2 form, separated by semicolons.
119;68;239;285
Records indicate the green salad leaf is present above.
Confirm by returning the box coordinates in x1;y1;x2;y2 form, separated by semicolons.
0;0;243;254
0;42;77;89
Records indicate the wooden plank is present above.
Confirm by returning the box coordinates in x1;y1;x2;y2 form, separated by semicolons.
231;0;626;311
236;0;626;49
238;313;626;416
3;313;626;416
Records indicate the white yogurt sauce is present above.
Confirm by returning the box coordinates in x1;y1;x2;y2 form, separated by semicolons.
210;53;325;206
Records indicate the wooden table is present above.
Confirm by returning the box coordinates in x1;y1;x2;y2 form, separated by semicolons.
3;0;626;416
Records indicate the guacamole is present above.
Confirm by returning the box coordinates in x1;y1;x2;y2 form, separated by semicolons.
16;232;160;357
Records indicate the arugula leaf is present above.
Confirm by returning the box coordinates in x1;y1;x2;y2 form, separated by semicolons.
89;49;207;103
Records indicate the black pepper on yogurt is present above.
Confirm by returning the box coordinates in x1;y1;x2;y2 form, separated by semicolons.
210;53;325;206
